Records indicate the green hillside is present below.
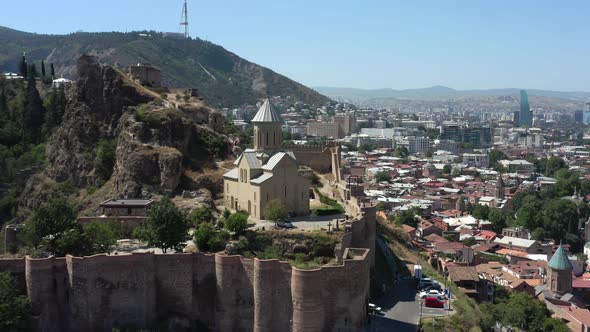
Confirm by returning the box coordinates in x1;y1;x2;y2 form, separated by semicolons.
0;26;330;107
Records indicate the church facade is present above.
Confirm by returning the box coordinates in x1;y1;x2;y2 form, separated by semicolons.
223;99;310;219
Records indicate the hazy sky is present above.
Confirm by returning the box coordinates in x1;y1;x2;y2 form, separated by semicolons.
2;0;589;91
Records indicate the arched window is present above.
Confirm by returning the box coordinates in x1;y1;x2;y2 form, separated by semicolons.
284;185;287;198
266;132;269;145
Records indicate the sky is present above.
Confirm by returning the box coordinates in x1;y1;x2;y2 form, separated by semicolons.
2;0;589;91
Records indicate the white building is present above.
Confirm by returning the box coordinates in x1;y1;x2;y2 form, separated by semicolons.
462;153;489;168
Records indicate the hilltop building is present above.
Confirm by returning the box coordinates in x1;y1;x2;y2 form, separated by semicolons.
127;63;161;87
224;99;310;219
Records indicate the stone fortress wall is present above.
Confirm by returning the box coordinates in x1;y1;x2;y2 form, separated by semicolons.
0;245;370;332
283;143;335;173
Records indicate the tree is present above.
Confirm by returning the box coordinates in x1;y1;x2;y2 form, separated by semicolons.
395;208;419;227
472;204;490;220
18;54;27;78
443;164;452;174
488;149;507;166
461;237;477;246
27;198;77;250
393;146;409;158
0;84;7;115
225;211;249;235
376;202;386;211
23;75;47;143
190;206;215;225
487;208;509;233
374;171;391;182
194;222;216;251
50;63;55;77
264;199;288;221
543;200;578;241
41;60;46;77
515;195;544;230
545;156;567;177
358;143;376;153
135;197;190;253
82;221;119;254
0;272;31;331
28;64;37;80
541;318;570;332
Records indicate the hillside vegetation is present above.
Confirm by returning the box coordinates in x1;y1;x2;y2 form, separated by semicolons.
0;26;330;107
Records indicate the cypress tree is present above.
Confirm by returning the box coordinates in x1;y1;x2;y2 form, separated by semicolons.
23;75;46;143
0;84;6;115
50;63;55;77
28;64;37;80
19;54;27;78
41;60;46;77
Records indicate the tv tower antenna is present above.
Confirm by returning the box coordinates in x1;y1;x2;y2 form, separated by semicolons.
180;0;189;39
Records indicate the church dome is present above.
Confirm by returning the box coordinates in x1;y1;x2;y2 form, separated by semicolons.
252;98;281;123
548;245;573;271
424;162;435;169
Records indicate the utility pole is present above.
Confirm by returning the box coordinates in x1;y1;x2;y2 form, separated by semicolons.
180;0;189;38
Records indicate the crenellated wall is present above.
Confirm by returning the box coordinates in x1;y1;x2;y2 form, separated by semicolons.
0;248;370;332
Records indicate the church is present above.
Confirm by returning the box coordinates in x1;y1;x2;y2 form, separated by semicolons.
223;98;310;219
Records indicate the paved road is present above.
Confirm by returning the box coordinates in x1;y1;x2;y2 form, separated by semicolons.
249;214;346;231
366;279;450;332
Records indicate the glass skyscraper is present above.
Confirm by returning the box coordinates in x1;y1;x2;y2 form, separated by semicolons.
519;90;532;127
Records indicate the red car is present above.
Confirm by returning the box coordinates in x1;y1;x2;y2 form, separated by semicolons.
424;297;445;308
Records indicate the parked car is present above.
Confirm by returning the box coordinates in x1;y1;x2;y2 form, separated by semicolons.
418;278;439;290
424;297;445;308
419;289;446;299
368;303;382;314
275;219;295;229
422;284;443;292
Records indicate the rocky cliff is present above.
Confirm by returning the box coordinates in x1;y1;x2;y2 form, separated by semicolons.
20;55;229;211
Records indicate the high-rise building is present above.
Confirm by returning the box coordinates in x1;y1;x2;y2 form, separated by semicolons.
519;90;532;127
574;110;584;124
584;102;590;125
440;125;492;148
513;110;520;126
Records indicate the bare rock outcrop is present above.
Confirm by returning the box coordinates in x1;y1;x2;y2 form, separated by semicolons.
45;55;156;187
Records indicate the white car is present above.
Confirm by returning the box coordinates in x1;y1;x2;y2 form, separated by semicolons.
419;289;446;299
368;303;382;313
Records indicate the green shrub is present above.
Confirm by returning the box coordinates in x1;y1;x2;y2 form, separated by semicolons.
258;245;283;260
225;211;249;235
311;207;343;216
263;199;288;221
194;223;215;251
190;206;214;226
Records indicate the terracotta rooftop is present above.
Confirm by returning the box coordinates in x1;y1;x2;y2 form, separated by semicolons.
447;266;479;282
402;224;416;234
424;233;448;243
434;241;467;252
495;248;530;258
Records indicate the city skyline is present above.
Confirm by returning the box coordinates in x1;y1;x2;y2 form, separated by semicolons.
1;1;589;92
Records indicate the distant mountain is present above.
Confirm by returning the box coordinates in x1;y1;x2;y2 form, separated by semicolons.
0;26;330;107
315;86;590;102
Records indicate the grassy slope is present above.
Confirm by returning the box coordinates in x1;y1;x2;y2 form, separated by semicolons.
0;26;330;107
